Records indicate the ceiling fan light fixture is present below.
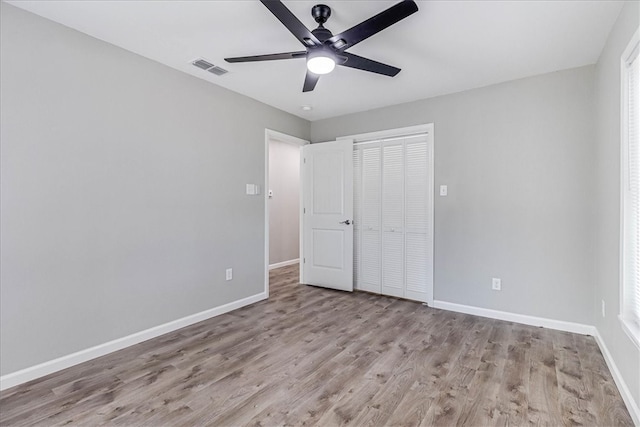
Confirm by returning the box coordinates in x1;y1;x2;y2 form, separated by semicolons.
307;50;336;75
225;0;418;91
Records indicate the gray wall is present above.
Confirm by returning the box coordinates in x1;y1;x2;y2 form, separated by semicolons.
0;3;309;375
594;0;640;409
268;140;301;265
312;66;596;325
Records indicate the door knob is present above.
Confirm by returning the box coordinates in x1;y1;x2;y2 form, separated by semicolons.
339;220;351;225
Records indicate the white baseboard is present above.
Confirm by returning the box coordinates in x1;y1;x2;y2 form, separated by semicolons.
0;292;267;391
432;300;596;335
269;258;299;270
593;330;640;426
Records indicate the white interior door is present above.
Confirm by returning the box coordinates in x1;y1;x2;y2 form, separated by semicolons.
301;140;353;292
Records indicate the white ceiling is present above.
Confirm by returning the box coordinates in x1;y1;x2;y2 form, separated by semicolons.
7;0;623;121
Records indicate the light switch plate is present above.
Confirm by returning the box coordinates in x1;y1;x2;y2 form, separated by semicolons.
246;184;261;195
440;185;448;196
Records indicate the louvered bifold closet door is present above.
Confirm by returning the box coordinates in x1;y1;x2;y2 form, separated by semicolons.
358;144;382;293
382;142;405;298
404;135;433;302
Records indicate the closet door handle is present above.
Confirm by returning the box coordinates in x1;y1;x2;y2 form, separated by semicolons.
339;220;351;225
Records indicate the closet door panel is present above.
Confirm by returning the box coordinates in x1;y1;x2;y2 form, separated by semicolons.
404;136;433;302
353;149;362;287
359;144;381;293
382;142;405;297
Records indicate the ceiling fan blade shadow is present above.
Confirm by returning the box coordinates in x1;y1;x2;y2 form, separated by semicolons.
339;52;400;77
225;51;307;63
303;71;320;92
328;0;418;50
261;0;321;47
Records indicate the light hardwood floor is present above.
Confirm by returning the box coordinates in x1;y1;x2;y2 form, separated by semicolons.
0;264;633;426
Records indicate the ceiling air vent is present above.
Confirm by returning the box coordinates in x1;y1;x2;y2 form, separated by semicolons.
207;66;228;76
191;58;228;76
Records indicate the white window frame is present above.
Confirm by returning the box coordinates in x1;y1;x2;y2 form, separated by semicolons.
620;28;640;349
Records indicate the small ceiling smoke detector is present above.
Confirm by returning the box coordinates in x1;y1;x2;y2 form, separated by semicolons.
191;58;228;76
301;105;313;111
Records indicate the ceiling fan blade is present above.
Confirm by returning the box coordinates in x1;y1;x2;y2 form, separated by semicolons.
261;0;321;47
328;0;418;50
339;52;401;77
303;71;320;92
225;51;307;63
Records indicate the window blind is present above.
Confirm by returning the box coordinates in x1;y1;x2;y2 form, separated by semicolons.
623;43;640;331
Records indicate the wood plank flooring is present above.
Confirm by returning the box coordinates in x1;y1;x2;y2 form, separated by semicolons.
0;264;633;426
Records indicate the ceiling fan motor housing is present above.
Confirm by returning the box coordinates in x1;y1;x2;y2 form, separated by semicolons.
311;4;333;42
312;4;331;25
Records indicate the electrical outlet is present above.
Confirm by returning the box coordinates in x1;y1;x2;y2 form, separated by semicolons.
601;300;606;318
492;278;501;291
226;268;233;281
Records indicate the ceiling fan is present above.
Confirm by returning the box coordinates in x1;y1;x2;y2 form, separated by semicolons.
224;0;419;92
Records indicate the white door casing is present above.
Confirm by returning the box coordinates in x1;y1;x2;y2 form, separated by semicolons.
301;140;354;292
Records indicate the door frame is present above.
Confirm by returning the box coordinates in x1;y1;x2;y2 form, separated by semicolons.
336;124;433;144
338;123;435;305
264;129;309;298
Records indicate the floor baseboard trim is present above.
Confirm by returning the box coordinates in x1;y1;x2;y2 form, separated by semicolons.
0;292;267;391
269;259;299;270
432;300;596;335
593;329;640;426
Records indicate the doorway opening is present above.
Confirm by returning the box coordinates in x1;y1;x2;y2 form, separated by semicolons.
264;129;309;297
